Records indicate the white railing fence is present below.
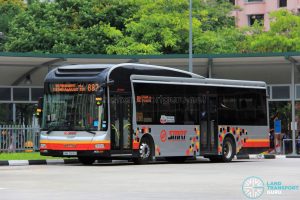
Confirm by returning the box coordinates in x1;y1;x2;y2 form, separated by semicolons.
282;139;300;155
0;125;40;153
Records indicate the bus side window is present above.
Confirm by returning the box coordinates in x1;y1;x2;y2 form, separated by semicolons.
183;98;197;125
135;95;155;124
218;94;237;125
238;93;256;125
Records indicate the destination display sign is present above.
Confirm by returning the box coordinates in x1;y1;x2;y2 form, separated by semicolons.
49;83;100;93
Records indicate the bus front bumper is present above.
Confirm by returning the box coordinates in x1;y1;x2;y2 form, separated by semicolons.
40;149;110;158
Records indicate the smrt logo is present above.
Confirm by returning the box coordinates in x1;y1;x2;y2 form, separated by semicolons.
160;129;187;142
64;144;76;148
64;131;76;135
160;130;167;142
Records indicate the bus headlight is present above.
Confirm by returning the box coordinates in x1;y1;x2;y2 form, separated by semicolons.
95;144;105;149
40;144;47;148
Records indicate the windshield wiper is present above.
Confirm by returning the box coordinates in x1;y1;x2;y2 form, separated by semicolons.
45;124;70;134
86;129;96;135
46;126;56;134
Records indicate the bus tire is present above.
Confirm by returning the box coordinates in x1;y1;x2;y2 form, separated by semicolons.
221;136;235;162
78;157;95;165
133;137;153;164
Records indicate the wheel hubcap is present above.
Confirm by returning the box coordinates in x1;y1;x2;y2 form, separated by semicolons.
139;143;150;159
224;141;233;159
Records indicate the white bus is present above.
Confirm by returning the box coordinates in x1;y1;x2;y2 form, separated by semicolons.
38;63;269;164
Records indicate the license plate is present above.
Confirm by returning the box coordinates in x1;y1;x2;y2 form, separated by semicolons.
63;151;77;156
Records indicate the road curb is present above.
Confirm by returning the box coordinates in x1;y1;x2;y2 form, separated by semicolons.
0;160;9;166
0;159;127;166
286;155;300;158
0;159;79;166
234;154;299;159
1;154;299;166
235;154;275;159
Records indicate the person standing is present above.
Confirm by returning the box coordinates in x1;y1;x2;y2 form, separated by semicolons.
274;119;282;154
269;129;275;153
1;129;8;150
297;132;300;154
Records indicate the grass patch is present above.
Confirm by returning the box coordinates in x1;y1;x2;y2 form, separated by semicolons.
0;152;67;160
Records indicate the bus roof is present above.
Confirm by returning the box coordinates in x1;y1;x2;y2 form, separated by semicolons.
131;75;267;89
45;63;204;82
106;63;204;79
46;63;266;89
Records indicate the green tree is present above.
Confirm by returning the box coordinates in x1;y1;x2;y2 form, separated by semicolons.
4;0;240;54
0;0;25;50
241;9;300;53
108;0;237;55
4;0;137;53
194;28;245;54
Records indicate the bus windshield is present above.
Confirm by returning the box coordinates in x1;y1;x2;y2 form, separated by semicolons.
42;93;106;131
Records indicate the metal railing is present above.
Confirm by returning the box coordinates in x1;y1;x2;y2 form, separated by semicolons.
0;125;40;153
282;139;300;155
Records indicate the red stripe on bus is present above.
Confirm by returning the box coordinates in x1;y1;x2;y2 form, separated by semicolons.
243;139;269;148
41;143;110;150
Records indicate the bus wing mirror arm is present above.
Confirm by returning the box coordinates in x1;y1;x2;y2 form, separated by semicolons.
102;80;114;88
107;80;114;86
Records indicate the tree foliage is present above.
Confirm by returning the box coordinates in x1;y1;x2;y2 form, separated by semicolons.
0;0;25;50
108;0;236;54
6;1;300;54
4;0;138;53
194;28;245;54
241;10;300;53
4;0;239;54
4;1;300;55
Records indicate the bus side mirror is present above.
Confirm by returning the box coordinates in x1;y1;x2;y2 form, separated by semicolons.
36;97;43;118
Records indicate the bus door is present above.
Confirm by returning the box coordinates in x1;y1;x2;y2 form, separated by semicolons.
200;95;218;154
110;94;132;151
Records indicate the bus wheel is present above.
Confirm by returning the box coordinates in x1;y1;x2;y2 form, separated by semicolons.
78;157;95;165
221;137;235;162
133;137;152;164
